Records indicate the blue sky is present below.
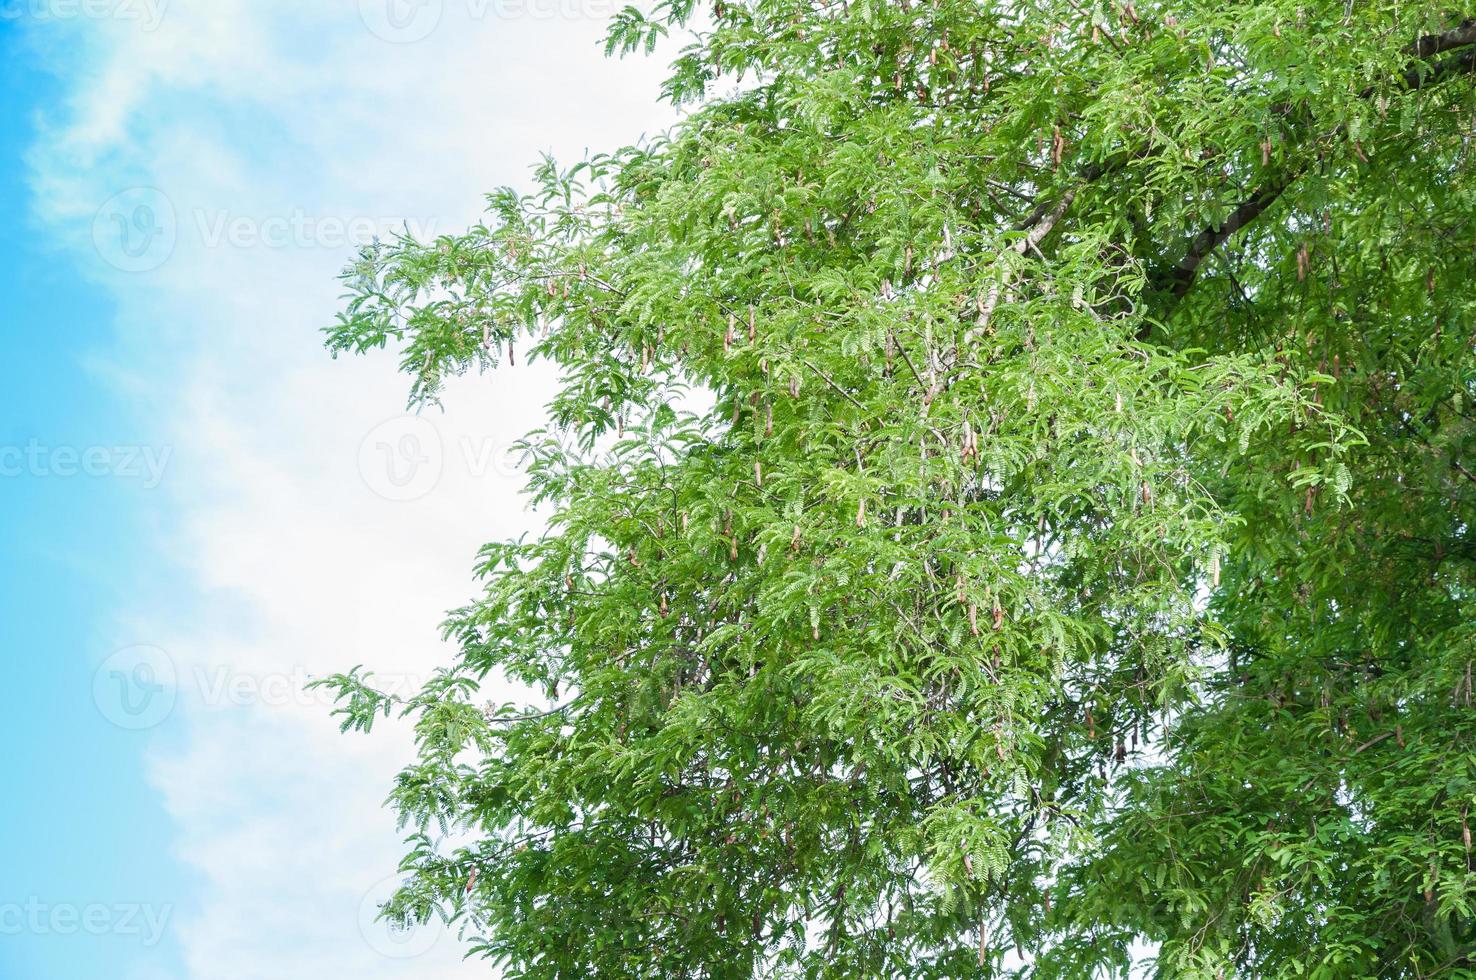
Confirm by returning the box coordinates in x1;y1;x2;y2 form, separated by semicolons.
0;4;673;977
0;20;190;980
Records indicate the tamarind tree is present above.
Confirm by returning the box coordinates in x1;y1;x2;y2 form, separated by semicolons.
316;2;1476;975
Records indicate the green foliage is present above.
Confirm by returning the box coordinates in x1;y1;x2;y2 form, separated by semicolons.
321;2;1476;976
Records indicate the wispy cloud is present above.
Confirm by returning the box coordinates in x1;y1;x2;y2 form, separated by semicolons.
28;1;674;975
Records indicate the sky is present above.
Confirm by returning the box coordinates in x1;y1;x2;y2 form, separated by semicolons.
0;3;674;977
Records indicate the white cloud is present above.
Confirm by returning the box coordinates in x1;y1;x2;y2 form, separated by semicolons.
30;2;676;976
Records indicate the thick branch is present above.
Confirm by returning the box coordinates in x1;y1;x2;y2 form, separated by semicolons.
1158;171;1301;300
975;187;1078;336
1402;44;1476;89
1408;19;1476;58
1153;22;1476;311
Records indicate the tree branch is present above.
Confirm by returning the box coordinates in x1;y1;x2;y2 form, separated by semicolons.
1157;171;1302;300
1408;19;1476;58
1152;22;1476;312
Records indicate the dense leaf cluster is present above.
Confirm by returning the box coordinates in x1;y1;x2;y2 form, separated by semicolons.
317;2;1476;975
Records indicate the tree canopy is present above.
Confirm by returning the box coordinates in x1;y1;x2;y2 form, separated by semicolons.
317;3;1476;976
